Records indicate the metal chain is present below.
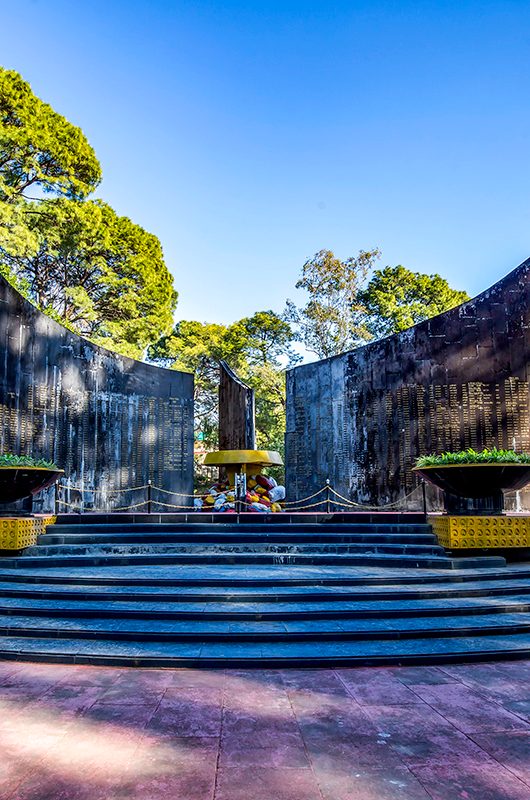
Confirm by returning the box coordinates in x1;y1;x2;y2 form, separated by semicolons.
55;481;422;513
58;484;149;494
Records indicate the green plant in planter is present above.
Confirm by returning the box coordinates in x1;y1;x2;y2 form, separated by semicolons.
0;453;59;469
415;448;530;468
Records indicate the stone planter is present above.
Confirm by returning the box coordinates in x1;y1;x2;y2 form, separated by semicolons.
412;463;530;514
0;467;64;505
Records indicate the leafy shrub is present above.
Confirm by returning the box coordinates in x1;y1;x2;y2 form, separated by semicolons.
415;448;530;467
0;453;58;469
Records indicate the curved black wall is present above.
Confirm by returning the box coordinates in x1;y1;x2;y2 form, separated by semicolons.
0;276;194;512
286;257;530;511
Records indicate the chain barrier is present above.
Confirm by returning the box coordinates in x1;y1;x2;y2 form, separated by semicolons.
57;484;149;494
55;480;423;513
281;487;327;506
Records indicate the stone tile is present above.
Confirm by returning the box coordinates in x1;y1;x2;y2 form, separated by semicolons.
147;687;222;736
55;665;126;688
305;732;406;771
215;767;322;800
224;668;285;688
407;683;530;733
335;668;421;705
2;772;97;800
469;731;530;784
110;668;175;689
97;682;167;705
222;706;300;737
280;669;350;696
3;661;530;799
166;667;228;689
315;765;433;800
442;660;530;686
220;740;309;769
389;665;460;686
86;700;157;730
411;762;530;800
439;662;530;701
0;752;35;800
35;682;104;712
499;697;530;723
363;703;491;765
290;689;377;738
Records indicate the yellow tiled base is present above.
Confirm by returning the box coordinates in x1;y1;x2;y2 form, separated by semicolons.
0;516;56;551
429;515;530;549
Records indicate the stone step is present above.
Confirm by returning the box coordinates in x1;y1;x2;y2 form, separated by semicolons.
38;531;438;545
0;577;529;603
0;611;528;642
25;541;447;557
0;565;525;587
53;513;427;526
3;552;505;570
1;592;530;620
1;632;529;667
2;517;526;668
46;522;433;535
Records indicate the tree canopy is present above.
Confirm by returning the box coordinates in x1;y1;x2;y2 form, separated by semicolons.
0;68;176;358
0;67;101;203
288;249;471;357
1;198;177;358
149;311;299;456
359;265;470;338
286;248;380;358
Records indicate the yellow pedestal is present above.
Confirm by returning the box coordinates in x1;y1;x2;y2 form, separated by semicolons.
203;449;283;484
429;515;530;549
0;516;56;551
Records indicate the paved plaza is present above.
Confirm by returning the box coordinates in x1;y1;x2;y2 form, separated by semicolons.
0;659;529;799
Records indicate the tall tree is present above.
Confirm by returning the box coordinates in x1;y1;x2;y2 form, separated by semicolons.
0;67;101;203
1;67;101;270
149;311;299;458
287;248;380;358
359;265;470;338
1;198;177;358
150;320;247;448
235;311;301;456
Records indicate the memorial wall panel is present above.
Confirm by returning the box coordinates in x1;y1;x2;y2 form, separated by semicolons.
0;276;194;512
286;257;530;510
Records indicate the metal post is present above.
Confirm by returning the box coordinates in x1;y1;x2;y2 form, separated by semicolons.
235;472;246;522
326;478;331;515
54;482;59;516
147;480;152;515
421;479;427;518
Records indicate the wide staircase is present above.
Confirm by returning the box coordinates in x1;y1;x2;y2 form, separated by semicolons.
0;515;529;667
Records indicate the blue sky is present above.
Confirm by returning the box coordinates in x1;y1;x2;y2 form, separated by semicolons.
3;0;530;326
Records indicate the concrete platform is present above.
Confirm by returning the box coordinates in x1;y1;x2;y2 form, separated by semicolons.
0;660;529;799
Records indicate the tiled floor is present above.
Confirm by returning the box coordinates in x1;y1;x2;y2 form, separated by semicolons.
0;660;529;799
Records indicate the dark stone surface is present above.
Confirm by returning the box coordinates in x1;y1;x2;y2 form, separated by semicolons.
286;257;530;511
218;360;255;451
0;275;194;512
0;517;528;665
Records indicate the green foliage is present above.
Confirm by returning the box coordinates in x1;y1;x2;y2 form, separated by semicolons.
415;448;530;467
359;265;470;338
287;249;380;358
0;453;58;468
0;67;101;202
151;320;236;449
149;311;299;461
288;250;470;357
1;198;177;358
0;68;174;359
